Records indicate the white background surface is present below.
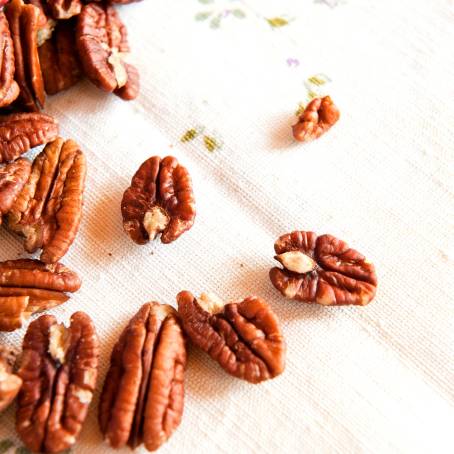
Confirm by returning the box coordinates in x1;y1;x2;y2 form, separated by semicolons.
1;0;453;453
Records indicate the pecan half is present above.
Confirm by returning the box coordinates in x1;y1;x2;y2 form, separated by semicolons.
269;231;377;306
0;12;19;108
0;259;81;331
5;0;45;111
177;291;286;384
292;96;340;142
0;346;22;413
0;113;58;163
16;311;99;453
99;302;186;452
121;156;196;245
7;137;86;263
47;0;81;20
38;20;81;95
27;0;56;46
76;3;139;99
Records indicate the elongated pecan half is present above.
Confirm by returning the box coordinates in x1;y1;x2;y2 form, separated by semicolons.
177;291;286;384
0;113;58;163
5;0;45;111
292;96;340;142
7;137;86;263
76;3;139;99
0;346;22;413
27;0;56;46
121;156;196;245
38;20;81;95
47;0;81;20
99;302;186;452
269;231;377;306
0;12;19;108
16;311;99;453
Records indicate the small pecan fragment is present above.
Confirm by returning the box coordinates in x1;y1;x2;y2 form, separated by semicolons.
16;311;99;453
269;231;377;306
99;302;186;452
76;3;139;99
38;20;81;95
47;0;81;20
5;0;45;111
292;96;340;142
121;156;196;245
177;291;286;384
0;12;19;108
0;346;22;413
7;137;86;263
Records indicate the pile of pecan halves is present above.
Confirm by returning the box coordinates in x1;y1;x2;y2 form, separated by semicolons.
0;1;376;453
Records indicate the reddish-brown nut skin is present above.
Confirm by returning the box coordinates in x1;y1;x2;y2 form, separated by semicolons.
292;96;340;142
0;295;30;331
99;302;186;452
114;63;139;101
121;156;196;245
109;0;142;4
177;291;286;384
0;12;18;108
0;113;59;163
0;346;22;413
269;231;377;306
16;312;99;453
0;157;31;218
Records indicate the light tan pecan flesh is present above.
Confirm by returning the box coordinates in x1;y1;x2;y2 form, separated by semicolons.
0;346;22;413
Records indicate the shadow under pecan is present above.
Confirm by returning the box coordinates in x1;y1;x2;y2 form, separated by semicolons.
5;0;46;111
16;311;99;453
292;96;340;142
121;156;196;245
0;346;22;413
76;3;139;100
99;302;186;452
177;291;286;384
39;20;81;95
0;258;81;331
0;112;58;163
269;231;377;306
6;136;86;263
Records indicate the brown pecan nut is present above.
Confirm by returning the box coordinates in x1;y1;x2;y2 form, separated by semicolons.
109;0;143;4
38;20;81;95
292;96;340;142
121;156;196;245
99;302;186;452
47;0;81;20
5;0;46;111
0;259;81;331
0;346;22;413
76;3;139;99
26;0;56;46
269;231;377;306
114;62;139;101
177;291;286;384
7;137;86;263
16;311;99;453
0;113;58;163
0;12;19;108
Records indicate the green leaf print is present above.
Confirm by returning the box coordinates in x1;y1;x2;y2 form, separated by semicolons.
198;0;214;4
195;11;212;21
232;9;246;19
0;440;14;454
210;14;222;29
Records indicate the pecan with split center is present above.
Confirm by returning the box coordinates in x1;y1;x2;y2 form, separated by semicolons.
7;136;86;263
0;346;22;413
76;3;139;100
292;96;340;142
121;156;196;245
0;259;81;331
177;291;286;384
16;311;99;453
270;231;377;306
99;302;186;452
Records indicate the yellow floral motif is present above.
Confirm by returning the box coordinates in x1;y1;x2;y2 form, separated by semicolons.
266;17;291;28
203;135;221;152
181;129;199;142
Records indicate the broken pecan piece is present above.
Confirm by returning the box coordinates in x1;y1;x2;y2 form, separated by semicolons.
16;311;99;453
121;156;196;245
292;96;340;142
0;345;22;413
0;12;19;108
47;0;81;20
177;291;286;384
7;137;86;263
269;231;377;306
99;302;186;452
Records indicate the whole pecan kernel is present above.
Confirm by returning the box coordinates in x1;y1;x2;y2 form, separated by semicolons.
177;291;286;384
292;96;340;142
16;311;99;453
0;346;22;413
269;231;377;306
7;137;86;263
99;302;186;452
0;12;19;108
121;156;196;245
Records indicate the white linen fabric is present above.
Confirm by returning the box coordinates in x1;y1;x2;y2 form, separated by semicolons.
0;0;453;453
